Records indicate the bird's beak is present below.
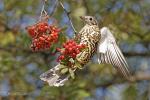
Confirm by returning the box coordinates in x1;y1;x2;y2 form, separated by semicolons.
80;16;84;20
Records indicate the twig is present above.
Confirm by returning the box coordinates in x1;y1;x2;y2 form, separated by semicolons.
40;0;48;21
49;0;59;16
58;0;77;34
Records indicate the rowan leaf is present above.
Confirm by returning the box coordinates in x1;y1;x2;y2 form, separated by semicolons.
60;68;68;74
69;68;75;79
75;62;83;69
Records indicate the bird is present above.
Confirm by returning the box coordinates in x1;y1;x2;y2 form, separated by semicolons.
40;16;131;87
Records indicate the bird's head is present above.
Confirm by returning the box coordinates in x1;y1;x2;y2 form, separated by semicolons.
80;16;98;26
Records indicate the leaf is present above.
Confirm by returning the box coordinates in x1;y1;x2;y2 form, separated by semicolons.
0;31;15;46
60;26;68;32
76;90;90;99
69;68;75;79
75;62;83;69
123;85;137;100
59;64;67;69
69;58;74;63
60;68;68;74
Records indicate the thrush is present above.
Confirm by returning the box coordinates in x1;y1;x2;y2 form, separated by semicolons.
40;16;131;86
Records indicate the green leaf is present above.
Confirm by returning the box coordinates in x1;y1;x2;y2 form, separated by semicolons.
75;62;83;69
69;58;74;63
60;68;68;74
123;85;137;100
69;68;75;79
59;64;67;69
77;90;90;98
60;26;68;32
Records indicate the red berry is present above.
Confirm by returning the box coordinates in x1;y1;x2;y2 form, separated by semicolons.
65;45;69;49
27;26;36;38
81;44;85;48
37;22;49;33
71;53;76;58
43;22;48;26
27;20;60;51
68;47;73;52
68;43;72;47
39;37;44;41
61;55;65;59
47;37;51;41
56;48;61;52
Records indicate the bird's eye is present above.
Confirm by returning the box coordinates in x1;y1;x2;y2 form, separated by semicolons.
89;18;92;21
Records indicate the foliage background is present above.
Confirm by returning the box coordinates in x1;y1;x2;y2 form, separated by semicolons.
0;0;150;100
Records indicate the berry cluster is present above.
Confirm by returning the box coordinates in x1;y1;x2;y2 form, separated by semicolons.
57;40;86;67
26;21;60;51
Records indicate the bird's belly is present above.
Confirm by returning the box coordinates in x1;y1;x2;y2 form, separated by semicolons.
76;28;101;65
76;39;97;65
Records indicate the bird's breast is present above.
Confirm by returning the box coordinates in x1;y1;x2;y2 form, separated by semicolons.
76;26;101;65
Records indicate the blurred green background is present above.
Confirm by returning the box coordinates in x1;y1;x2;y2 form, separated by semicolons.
0;0;150;100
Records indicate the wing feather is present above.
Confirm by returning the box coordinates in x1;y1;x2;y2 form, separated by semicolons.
97;27;131;78
113;44;130;77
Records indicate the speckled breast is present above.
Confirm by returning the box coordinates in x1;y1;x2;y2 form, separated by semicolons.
76;25;101;65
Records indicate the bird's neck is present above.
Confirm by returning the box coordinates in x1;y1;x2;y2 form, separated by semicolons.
85;24;98;28
84;24;100;32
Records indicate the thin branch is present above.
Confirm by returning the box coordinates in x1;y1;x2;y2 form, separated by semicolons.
49;0;59;16
40;0;48;21
58;0;77;34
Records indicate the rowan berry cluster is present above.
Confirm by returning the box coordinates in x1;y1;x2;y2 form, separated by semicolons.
26;21;60;51
57;40;86;66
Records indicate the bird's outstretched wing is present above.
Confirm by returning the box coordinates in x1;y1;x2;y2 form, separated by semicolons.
97;27;131;78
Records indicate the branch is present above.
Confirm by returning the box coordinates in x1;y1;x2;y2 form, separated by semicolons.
49;0;59;16
58;0;77;34
40;0;48;21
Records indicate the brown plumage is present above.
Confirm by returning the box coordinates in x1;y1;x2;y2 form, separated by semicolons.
76;16;101;65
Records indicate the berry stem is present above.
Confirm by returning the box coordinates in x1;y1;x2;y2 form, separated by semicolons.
58;0;77;34
40;0;48;21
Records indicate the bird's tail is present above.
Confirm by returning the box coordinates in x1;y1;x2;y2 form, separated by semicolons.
40;64;69;87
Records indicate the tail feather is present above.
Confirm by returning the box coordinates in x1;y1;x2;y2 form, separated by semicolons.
40;64;69;87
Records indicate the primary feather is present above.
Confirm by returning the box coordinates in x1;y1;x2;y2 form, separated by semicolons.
97;27;131;78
